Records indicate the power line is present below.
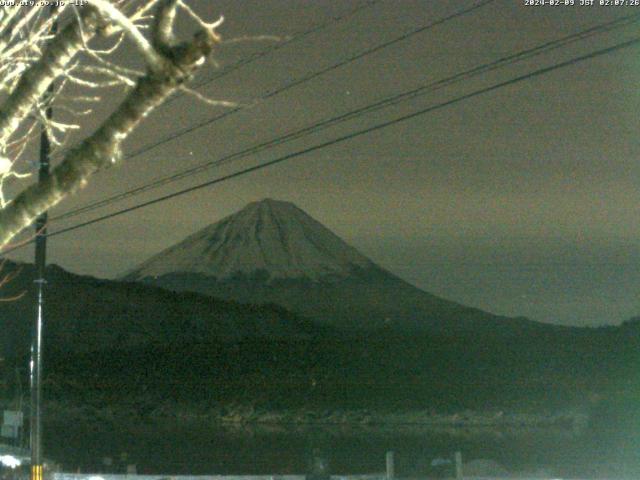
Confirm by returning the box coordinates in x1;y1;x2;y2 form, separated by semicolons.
49;0;383;163
51;0;499;221
51;11;640;223
5;34;635;253
101;0;497;163
255;0;497;101
161;0;383;107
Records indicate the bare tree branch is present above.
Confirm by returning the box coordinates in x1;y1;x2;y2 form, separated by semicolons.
0;0;222;248
89;0;166;70
0;8;103;149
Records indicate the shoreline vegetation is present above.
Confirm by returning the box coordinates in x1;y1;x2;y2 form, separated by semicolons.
42;401;588;433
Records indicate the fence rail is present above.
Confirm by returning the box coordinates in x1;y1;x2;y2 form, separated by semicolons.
52;474;621;480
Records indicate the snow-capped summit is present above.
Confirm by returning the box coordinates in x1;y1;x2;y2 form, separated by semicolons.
127;198;374;282
127;199;541;334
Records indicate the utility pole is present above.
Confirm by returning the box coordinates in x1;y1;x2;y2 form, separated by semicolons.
30;8;55;480
30;97;50;480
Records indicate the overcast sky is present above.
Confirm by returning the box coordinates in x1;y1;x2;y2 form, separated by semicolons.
7;0;640;327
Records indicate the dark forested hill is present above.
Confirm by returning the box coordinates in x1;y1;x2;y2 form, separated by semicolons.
0;261;321;360
1;259;638;417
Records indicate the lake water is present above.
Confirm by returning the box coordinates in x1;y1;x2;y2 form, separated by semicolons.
42;419;640;479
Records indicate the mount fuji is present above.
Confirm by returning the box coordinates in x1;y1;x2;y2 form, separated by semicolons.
124;199;543;335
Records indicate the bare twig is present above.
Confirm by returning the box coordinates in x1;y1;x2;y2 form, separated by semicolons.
0;0;224;248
